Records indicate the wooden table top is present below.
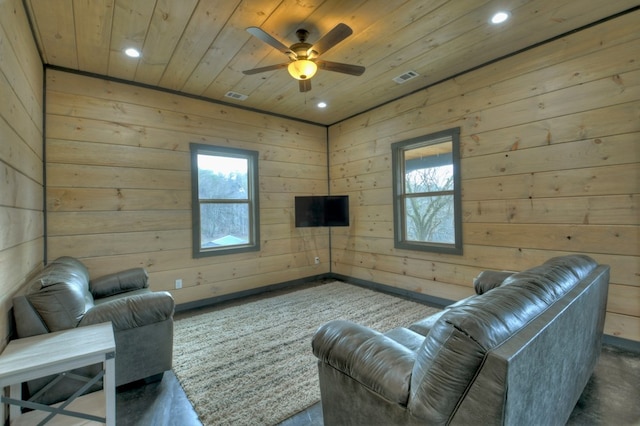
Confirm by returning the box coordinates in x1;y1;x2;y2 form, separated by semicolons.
0;322;115;380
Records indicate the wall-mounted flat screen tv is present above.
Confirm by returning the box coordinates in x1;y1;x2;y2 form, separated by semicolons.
295;195;349;227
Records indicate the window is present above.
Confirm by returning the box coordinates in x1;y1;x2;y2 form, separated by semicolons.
190;144;260;257
391;128;462;254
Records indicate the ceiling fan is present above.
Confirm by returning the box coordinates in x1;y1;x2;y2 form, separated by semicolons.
242;23;365;92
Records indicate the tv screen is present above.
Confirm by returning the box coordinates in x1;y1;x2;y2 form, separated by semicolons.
324;196;350;226
295;195;349;227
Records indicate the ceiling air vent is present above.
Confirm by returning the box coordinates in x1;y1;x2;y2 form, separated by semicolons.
392;70;419;84
225;91;248;101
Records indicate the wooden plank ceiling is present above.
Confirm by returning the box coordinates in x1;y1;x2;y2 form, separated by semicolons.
24;0;637;125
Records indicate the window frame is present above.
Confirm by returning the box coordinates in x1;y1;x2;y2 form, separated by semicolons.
190;143;260;258
391;127;462;255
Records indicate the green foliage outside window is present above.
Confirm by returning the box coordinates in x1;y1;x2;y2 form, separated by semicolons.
190;144;259;257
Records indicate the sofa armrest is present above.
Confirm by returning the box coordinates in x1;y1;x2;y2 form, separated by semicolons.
312;319;416;405
79;291;174;331
90;268;149;298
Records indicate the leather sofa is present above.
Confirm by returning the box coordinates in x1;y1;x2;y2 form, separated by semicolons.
12;256;175;405
312;255;609;425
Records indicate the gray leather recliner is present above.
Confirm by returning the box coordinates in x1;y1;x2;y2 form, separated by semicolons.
12;256;175;405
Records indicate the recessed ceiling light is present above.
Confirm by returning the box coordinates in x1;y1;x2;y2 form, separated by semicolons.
124;47;141;58
317;102;327;108
490;11;510;24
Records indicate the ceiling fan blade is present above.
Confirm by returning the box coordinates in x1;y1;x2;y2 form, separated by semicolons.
312;23;353;55
246;27;291;54
299;79;312;92
316;60;365;76
242;63;289;75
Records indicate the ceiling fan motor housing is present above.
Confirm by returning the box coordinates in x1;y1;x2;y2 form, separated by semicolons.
243;23;363;91
288;29;317;80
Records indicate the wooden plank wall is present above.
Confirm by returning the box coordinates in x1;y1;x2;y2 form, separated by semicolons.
45;70;329;306
0;0;44;349
328;11;640;342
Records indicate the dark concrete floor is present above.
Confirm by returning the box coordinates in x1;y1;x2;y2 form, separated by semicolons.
566;344;640;425
116;341;640;425
115;282;639;425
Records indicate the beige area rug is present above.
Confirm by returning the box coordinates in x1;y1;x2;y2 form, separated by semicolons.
172;281;440;426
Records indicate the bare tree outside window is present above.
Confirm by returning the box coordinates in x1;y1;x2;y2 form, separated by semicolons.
405;167;454;243
392;128;462;254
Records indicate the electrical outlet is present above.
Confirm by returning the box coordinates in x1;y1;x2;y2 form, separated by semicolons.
175;279;182;289
314;257;320;264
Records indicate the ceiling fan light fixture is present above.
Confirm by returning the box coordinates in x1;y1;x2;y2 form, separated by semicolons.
288;59;317;80
244;23;363;92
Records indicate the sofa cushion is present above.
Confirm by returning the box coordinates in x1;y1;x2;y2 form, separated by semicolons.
26;282;91;331
502;254;597;288
24;257;94;331
408;310;446;336
473;270;515;294
12;295;49;337
28;257;90;291
384;327;425;352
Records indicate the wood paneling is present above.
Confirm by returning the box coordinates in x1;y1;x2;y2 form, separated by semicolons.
22;5;639;346
45;70;329;303
0;0;44;349
328;12;640;341
23;0;639;125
